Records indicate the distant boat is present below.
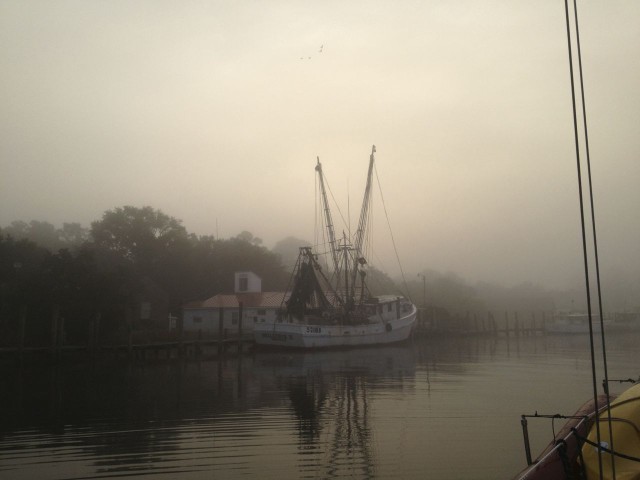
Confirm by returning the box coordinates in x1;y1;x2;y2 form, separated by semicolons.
544;311;640;334
254;146;417;348
608;312;640;332
544;311;608;334
515;2;640;477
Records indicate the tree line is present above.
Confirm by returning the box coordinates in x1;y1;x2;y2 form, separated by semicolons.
0;206;290;346
4;205;601;347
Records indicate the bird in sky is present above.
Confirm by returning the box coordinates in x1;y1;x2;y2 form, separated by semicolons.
299;45;323;60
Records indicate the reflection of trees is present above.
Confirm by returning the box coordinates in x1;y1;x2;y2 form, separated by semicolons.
0;359;266;475
287;373;328;444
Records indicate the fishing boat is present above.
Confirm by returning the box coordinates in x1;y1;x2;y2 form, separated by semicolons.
254;146;417;348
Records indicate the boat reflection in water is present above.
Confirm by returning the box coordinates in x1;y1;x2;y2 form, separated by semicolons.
263;346;415;478
6;335;638;479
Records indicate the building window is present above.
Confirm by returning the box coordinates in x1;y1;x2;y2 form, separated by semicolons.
193;316;203;324
257;309;266;315
231;311;239;325
140;302;151;320
239;276;248;292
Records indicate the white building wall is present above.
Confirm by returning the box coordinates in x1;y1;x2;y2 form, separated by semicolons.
234;272;262;293
183;305;279;335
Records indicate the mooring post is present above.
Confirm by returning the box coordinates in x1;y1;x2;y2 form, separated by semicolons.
51;305;59;357
238;302;243;353
505;311;509;337
531;312;536;336
88;317;94;353
19;306;27;357
178;313;184;358
127;307;133;358
218;306;224;356
521;415;533;466
58;317;65;355
93;312;101;358
432;305;436;332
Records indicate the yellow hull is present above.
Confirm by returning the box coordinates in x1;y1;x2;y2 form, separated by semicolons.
582;384;640;479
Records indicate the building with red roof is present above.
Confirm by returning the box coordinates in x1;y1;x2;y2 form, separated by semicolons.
182;272;288;335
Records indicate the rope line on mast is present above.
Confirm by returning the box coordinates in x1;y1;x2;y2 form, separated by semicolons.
563;1;603;477
316;158;341;276
350;145;376;296
571;1;616;478
373;163;412;303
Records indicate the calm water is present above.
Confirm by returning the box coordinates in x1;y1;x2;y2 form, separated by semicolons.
1;333;638;479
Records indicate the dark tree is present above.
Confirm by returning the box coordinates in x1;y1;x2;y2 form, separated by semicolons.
91;206;189;265
1;220;89;252
0;234;138;346
58;222;90;246
272;236;311;271
235;230;263;246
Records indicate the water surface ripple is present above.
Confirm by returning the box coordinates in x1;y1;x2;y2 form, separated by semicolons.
1;334;638;479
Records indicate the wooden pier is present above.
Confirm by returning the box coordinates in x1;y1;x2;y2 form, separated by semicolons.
414;310;547;337
0;335;256;362
2;304;553;364
1;302;256;363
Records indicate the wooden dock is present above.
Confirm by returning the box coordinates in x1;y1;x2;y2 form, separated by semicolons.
413;310;547;337
0;335;256;362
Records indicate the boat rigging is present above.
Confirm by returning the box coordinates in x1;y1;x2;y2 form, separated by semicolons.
253;145;417;349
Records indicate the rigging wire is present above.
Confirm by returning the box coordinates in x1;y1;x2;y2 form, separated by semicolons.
563;0;603;477
315;167;319;249
323;171;349;236
564;0;615;479
373;163;412;302
571;1;616;478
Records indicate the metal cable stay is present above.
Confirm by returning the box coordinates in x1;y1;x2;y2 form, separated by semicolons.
313;146;413;306
518;2;633;479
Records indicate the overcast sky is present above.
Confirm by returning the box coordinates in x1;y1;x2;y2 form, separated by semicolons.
1;1;639;288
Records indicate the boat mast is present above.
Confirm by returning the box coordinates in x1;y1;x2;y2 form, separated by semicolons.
343;232;349;309
316;157;341;275
350;145;376;298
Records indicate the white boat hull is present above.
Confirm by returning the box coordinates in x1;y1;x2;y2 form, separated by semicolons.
544;322;604;334
544;313;608;334
254;306;417;348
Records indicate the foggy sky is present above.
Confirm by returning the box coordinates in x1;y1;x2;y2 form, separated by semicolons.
1;1;639;289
